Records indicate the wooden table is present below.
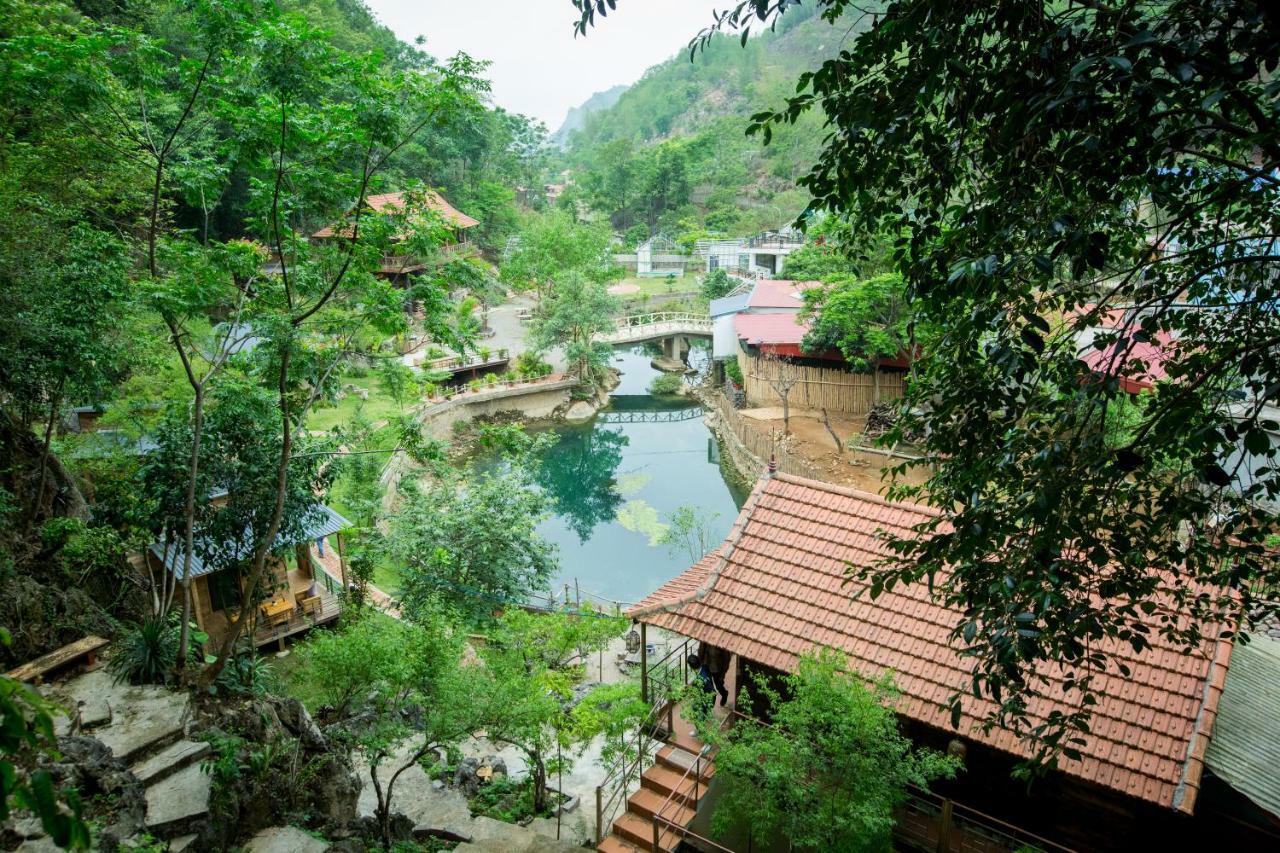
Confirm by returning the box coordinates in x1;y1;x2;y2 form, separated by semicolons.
260;596;293;627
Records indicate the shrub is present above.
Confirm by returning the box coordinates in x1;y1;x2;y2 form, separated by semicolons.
724;359;743;386
649;373;684;396
109;617;179;685
213;652;277;697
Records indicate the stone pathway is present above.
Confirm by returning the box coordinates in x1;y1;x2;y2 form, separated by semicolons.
354;742;583;852
244;826;329;853
44;667;212;845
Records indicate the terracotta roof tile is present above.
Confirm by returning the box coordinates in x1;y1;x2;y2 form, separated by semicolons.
312;189;479;238
629;473;1232;815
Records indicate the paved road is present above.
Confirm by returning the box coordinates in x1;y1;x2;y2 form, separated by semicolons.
484;293;567;372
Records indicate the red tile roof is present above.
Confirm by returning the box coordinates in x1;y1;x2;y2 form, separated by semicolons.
313;190;479;238
733;312;810;346
1075;305;1175;392
746;279;820;309
630;473;1232;815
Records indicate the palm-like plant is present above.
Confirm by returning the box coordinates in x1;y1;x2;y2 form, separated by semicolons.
108;617;180;685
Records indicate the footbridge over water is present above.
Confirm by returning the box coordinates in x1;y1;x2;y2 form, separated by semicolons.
596;312;713;363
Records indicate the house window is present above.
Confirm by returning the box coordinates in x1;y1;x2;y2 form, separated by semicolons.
207;570;242;613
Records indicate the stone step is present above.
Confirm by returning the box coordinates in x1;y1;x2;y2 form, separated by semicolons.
639;764;699;806
144;763;211;839
131;739;210;786
654;744;715;781
626;787;695;827
243;826;328;853
168;835;198;852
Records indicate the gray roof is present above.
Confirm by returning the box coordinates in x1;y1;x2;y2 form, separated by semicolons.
710;293;750;318
1206;634;1280;819
148;503;350;580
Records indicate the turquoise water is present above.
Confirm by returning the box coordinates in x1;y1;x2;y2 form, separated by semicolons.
517;343;748;607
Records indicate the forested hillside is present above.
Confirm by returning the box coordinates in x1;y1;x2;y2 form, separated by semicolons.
559;5;854;241
0;0;546;666
550;83;626;147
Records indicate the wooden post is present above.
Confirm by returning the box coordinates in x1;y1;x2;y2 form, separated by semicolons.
937;798;953;853
595;785;603;844
336;532;349;590
640;622;649;704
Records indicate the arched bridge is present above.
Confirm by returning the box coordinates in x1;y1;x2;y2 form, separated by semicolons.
596;312;713;346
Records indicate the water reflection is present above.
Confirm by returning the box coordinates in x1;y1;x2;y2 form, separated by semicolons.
479;342;747;605
533;424;629;543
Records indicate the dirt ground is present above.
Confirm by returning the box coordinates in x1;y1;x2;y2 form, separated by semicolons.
737;406;929;494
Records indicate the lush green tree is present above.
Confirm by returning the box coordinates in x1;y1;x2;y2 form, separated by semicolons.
389;463;557;623
802;273;910;403
324;610;479;849
500;209;618;303
580;0;1280;766
660;505;722;563
708;649;958;852
476;607;627;814
530;272;619;386
700;268;735;301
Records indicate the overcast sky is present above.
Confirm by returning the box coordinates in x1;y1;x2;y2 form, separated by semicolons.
366;0;724;131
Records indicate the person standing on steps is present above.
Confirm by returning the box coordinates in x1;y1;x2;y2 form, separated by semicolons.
699;642;730;707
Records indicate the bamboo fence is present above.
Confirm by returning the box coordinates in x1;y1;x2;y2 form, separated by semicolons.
740;353;904;416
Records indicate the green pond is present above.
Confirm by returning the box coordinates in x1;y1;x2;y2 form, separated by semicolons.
490;342;749;607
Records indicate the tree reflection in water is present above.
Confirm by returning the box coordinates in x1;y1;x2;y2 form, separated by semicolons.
533;422;629;542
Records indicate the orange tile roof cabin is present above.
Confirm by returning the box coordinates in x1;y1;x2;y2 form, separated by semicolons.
629;473;1233;816
312;190;479;239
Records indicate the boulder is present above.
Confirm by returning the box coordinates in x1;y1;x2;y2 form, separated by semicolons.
650;356;686;373
311;753;362;825
269;696;327;751
562;400;596;423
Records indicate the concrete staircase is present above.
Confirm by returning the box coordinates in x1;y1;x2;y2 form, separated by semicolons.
596;732;716;853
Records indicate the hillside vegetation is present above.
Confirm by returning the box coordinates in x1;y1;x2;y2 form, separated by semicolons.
558;6;860;241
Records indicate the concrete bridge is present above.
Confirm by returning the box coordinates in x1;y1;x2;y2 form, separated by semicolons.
597;312;713;363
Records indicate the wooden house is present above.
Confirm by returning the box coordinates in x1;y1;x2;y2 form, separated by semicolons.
312;190;479;287
146;502;351;651
614;473;1277;852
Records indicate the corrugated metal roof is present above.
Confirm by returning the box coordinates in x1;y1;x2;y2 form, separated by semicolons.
148;503;349;580
710;293;750;317
1206;635;1280;819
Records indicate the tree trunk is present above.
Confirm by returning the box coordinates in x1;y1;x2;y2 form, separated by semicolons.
872;359;881;405
177;383;206;668
781;392;791;435
529;750;548;815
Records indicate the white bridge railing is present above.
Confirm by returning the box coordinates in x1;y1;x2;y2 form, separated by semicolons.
597;312;713;343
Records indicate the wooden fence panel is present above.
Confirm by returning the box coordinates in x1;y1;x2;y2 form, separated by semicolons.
739;353;904;416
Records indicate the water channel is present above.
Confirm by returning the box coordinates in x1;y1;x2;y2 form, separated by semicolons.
499;342;749;607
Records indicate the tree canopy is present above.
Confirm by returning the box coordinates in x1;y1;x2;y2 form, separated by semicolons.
576;0;1280;767
708;649;958;852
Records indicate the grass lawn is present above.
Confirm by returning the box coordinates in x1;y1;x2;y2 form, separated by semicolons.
307;371;411;433
609;274;698;299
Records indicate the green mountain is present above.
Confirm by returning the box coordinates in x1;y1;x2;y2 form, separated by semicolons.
560;6;852;241
552;84;628;148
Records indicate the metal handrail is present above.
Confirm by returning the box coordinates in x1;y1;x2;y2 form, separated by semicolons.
650;709;736;853
594;638;694;843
